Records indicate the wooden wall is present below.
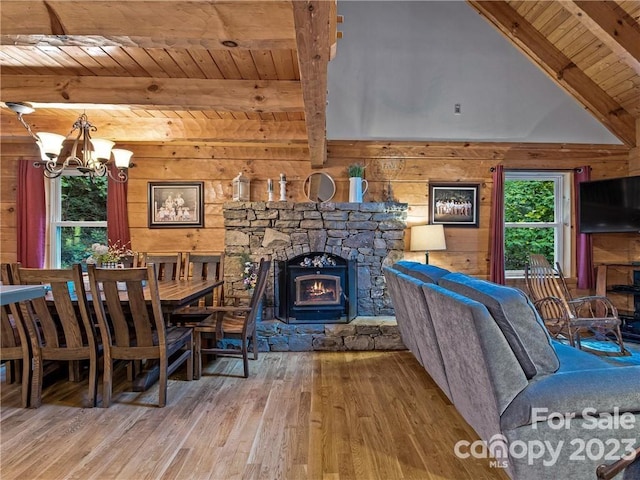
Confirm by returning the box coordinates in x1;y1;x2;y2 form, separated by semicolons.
1;140;636;301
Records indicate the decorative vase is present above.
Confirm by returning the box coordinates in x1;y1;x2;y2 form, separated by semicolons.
349;177;368;203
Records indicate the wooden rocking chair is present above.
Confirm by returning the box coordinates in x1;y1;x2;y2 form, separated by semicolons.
525;254;629;357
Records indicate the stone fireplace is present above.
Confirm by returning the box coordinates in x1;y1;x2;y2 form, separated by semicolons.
223;201;408;321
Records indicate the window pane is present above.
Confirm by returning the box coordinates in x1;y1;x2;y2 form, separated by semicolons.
60;226;107;268
61;176;108;221
504;180;555;223
504;227;554;271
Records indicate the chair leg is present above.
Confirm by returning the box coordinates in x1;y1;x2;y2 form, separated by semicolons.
242;338;249;378
251;325;258;360
20;358;30;408
158;357;168;408
186;337;193;381
608;325;631;356
194;329;202;380
87;355;98;408
30;355;43;409
101;358;113;408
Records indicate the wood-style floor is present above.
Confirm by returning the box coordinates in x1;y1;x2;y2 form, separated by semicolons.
1;351;508;480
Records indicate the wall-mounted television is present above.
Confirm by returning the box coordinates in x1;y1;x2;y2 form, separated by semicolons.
579;175;640;233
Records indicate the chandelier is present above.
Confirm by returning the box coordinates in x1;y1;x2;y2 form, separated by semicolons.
6;102;133;183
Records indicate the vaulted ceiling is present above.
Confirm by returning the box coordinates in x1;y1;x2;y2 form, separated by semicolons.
0;0;638;168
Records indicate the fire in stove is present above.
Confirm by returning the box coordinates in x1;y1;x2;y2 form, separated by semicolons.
305;280;336;301
294;274;342;306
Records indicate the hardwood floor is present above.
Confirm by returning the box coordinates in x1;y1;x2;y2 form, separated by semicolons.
1;352;508;480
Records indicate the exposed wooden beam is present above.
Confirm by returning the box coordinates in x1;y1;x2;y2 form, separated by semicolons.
563;1;640;74
0;76;303;112
0;1;296;50
0;111;308;143
293;0;332;168
467;1;636;147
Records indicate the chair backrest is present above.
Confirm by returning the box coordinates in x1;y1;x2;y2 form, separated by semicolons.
13;264;97;352
183;252;224;307
139;252;183;280
242;258;271;338
87;264;167;351
525;254;573;320
0;264;27;356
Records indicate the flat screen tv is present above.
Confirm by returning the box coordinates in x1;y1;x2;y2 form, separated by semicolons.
579;175;640;233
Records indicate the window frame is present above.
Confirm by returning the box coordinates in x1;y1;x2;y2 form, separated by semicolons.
48;172;108;268
504;171;571;278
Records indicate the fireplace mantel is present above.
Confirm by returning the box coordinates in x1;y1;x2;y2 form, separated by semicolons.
223;201;408;318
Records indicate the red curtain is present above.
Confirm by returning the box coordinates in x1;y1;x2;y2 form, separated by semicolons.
489;165;505;284
574;166;593;289
107;165;131;248
17;161;46;267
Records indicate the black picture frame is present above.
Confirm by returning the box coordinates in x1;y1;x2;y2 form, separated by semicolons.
429;183;479;227
148;182;204;228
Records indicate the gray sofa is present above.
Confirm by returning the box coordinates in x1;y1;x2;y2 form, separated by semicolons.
384;261;640;480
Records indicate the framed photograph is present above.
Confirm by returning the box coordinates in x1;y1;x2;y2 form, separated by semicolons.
429;183;479;227
148;182;204;228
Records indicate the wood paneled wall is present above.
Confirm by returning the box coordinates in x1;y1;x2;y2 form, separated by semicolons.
1;140;635;289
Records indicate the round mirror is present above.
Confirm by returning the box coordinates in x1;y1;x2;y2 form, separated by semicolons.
303;172;336;202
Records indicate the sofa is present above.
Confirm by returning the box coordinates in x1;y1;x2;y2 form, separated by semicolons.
384;261;640;480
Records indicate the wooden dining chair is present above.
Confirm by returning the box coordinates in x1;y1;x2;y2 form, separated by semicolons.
87;264;193;407
525;254;629;356
0;263;32;407
172;252;225;322
139;252;184;280
13;263;100;408
193;258;270;379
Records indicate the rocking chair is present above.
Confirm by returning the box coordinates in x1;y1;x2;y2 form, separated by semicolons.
525;254;629;357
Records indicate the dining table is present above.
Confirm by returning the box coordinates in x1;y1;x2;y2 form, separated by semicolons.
0;284;47;306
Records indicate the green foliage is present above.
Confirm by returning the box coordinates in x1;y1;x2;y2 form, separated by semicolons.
347;163;365;178
61;227;107;268
504;228;554;270
61;176;107;221
59;175;108;268
504;180;554;223
504;179;556;270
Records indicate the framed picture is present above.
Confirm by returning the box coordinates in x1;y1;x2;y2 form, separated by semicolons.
429;183;479;227
148;182;204;228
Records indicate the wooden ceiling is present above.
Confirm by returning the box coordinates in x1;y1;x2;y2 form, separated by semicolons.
0;1;638;168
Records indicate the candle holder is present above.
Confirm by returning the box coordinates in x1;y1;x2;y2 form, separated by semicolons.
267;179;274;201
279;175;287;201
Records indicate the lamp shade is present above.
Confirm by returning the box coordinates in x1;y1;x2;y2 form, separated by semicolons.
90;138;115;160
36;132;66;159
111;148;133;168
410;224;447;252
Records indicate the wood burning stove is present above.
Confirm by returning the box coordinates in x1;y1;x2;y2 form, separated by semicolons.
277;253;357;323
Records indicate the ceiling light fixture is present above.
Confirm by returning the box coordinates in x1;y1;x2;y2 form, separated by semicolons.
6;102;133;183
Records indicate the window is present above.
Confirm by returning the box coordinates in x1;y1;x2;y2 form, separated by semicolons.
49;173;108;268
504;171;570;277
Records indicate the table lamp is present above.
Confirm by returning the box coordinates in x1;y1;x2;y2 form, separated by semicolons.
410;224;447;264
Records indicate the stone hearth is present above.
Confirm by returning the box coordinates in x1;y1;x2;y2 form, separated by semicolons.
223;201;408;319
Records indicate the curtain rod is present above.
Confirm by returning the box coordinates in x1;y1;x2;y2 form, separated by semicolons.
489;166;588;173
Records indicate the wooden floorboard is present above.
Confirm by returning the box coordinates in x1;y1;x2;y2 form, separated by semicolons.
0;352;508;480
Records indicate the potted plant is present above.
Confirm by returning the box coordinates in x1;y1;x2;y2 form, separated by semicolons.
347;163;368;202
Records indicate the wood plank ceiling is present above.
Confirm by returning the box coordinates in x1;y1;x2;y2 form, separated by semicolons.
0;0;638;170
